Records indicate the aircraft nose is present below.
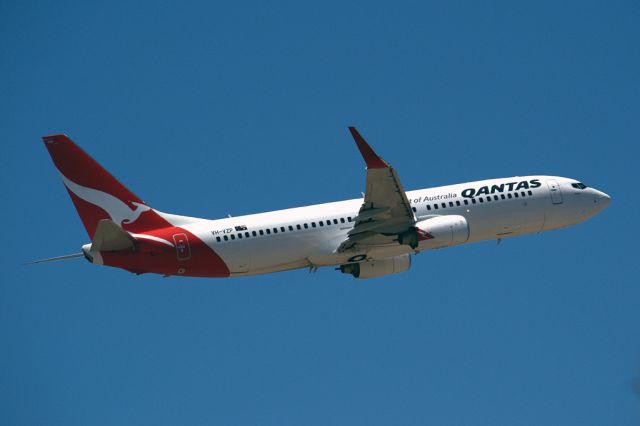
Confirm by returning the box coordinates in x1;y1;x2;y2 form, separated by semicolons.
593;190;611;210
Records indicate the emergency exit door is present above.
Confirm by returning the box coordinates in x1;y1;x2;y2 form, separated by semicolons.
546;179;563;204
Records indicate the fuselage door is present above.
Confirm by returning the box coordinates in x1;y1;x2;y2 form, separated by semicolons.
172;233;191;261
546;179;563;204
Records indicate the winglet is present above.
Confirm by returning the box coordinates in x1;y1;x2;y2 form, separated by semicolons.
348;127;388;169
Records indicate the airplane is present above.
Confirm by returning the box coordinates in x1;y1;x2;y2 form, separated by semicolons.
35;128;611;279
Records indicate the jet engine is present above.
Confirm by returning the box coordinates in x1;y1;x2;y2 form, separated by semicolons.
413;215;469;249
339;254;411;279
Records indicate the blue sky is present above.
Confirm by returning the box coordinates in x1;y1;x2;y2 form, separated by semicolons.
1;1;639;424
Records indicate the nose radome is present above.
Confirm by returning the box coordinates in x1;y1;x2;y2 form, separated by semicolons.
594;190;611;209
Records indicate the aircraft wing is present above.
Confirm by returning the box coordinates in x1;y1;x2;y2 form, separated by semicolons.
338;127;417;252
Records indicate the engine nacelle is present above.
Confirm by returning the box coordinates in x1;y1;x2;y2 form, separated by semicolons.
414;215;469;249
340;254;411;279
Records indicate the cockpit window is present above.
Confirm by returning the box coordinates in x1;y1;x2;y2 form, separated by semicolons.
571;182;588;190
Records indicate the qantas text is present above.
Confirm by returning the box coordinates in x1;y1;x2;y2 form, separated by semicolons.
461;179;541;198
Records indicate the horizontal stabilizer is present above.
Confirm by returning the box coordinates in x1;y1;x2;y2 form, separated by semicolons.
91;219;136;251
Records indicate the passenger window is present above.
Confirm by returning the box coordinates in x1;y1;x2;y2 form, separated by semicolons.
230;234;236;240
507;193;512;199
319;221;324;227
304;223;309;229
333;219;338;224
514;193;519;198
427;205;431;211
494;195;499;201
412;207;417;212
434;204;439;210
441;203;446;208
501;194;506;200
296;224;301;230
464;199;469;205
456;201;461;206
521;191;526;197
216;236;221;242
348;217;353;222
266;229;271;234
273;228;278;233
281;226;285;232
224;235;229;241
238;233;243;239
312;222;316;228
245;232;250;238
259;230;264;235
340;218;345;223
252;231;257;236
479;198;484;203
486;196;491;202
449;202;454;207
528;190;533;196
471;198;477;204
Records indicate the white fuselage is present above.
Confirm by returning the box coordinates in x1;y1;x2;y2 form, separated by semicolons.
176;175;610;276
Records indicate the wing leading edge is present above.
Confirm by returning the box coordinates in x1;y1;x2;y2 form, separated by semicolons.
338;128;417;252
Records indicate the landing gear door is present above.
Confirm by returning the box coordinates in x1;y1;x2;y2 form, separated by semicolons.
172;233;191;261
547;179;563;204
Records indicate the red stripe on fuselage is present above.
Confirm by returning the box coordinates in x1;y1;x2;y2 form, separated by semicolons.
100;226;230;277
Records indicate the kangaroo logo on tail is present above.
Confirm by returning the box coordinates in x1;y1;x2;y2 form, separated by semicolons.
60;173;152;226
